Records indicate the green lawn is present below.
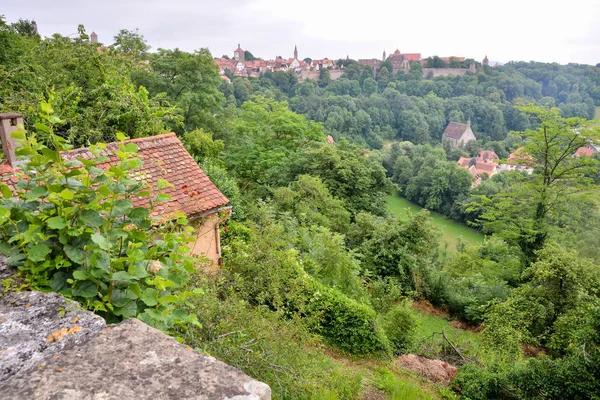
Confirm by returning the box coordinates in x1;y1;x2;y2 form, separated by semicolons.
387;195;484;254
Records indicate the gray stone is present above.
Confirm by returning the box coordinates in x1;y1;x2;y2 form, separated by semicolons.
0;255;17;280
0;291;106;384
0;317;271;400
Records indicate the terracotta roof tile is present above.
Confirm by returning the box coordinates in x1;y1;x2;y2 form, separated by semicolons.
575;147;595;157
2;133;229;218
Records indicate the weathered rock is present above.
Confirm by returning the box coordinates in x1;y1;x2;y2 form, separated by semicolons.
395;354;457;385
0;291;106;384
0;317;271;399
0;255;17;280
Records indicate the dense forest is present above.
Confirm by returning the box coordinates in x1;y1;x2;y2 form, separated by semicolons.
1;17;600;399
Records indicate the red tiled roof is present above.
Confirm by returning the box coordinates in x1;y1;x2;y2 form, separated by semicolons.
508;147;532;164
575;147;595;157
443;121;469;140
2;133;229;219
477;150;498;161
402;53;421;61
457;157;472;168
475;161;497;174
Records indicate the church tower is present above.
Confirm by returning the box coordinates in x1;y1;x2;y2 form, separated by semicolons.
294;45;298;60
90;31;98;43
483;55;489;66
383;50;386;61
234;44;245;63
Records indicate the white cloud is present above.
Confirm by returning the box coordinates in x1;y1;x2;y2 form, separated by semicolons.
3;0;599;64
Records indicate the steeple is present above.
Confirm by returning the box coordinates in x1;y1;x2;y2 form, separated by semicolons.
294;44;298;60
383;50;386;61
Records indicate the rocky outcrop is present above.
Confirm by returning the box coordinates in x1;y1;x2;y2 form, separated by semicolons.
0;291;271;399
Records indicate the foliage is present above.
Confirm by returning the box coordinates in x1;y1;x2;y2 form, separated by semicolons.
132;48;225;134
279;141;394;216
469;105;600;263
179;274;362;400
348;211;439;292
483;243;600;357
222;210;391;356
271;174;351;234
380;302;417;355
224;96;324;192
455;352;600;400
0;112;199;329
0;28;179;146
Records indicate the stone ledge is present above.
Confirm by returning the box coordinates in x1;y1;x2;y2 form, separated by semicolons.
0;292;271;400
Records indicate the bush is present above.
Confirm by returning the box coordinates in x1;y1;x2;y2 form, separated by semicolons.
179;274;362;400
380;303;416;355
223;215;390;356
0;116;198;329
455;353;600;400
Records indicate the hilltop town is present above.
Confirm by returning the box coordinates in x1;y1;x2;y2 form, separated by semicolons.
214;43;493;82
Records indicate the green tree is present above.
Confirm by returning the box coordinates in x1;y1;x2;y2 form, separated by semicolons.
472;105;600;263
133;48;224;134
363;77;378;96
112;29;149;61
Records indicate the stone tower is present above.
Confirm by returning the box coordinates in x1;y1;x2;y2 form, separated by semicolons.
294;45;298;60
234;44;245;63
483;55;489;66
90;31;98;43
383;50;386;61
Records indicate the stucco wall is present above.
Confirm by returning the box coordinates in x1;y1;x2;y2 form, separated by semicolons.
190;213;221;264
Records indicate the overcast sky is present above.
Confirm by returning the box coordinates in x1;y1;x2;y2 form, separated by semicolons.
4;0;600;65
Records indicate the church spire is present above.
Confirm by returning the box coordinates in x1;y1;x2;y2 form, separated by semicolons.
294;44;298;60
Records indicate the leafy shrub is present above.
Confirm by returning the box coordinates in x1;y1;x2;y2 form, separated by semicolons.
368;276;403;313
0;113;198;329
179;274;362;400
455;353;600;400
380;303;416;355
223;213;390;356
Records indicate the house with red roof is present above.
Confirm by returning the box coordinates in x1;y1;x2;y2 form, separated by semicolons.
477;150;499;163
574;146;596;157
0;114;229;265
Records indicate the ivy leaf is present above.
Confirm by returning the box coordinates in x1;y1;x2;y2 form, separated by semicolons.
0;207;10;225
124;143;138;153
0;184;12;199
111;271;133;282
158;294;179;305
28;243;51;262
79;210;103;228
50;271;69;292
60;188;74;200
140;288;158;306
73;270;89;280
156;194;171;203
72;281;97;298
113;301;137;318
143;308;167;321
126;283;142;299
27;186;48;199
47;216;67;229
64;244;85;264
91;233;109;250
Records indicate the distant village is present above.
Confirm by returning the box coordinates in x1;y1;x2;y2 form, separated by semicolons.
215;44;497;83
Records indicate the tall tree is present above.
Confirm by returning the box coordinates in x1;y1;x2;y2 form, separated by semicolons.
472;104;600;263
